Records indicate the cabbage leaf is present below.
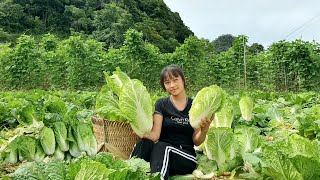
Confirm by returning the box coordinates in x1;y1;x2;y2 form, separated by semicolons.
239;96;254;121
119;79;153;137
190;85;224;129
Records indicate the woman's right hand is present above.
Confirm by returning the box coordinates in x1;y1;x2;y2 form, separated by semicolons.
198;113;214;134
142;114;162;142
142;132;151;139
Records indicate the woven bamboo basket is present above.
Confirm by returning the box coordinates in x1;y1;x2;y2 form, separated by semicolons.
91;117;105;151
91;116;141;159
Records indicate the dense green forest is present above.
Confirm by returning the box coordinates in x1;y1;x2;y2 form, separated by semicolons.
0;0;319;93
0;0;192;53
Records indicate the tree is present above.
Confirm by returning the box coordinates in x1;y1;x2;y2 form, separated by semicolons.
248;43;264;55
134;19;179;53
64;5;94;34
0;0;26;33
212;34;235;54
122;29;162;90
93;3;133;49
0;0;194;53
171;36;211;91
14;0;69;34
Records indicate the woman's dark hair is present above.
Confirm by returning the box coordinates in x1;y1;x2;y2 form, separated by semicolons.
160;64;186;91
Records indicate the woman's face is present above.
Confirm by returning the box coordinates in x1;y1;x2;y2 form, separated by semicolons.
163;75;185;96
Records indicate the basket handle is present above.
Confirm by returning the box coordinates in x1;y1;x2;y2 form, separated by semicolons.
97;142;104;152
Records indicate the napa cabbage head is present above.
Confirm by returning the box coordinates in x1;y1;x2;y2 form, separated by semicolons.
54;146;65;160
234;126;262;156
205;127;236;167
53;121;69;152
18;136;37;161
119;79;153;137
75;161;113;180
6;137;20;163
99;68;130;122
40;127;56;155
74;123;96;154
239;96;254;121
104;67;131;97
212;99;234;128
95;90;126;122
34;140;45;162
189;85;224;129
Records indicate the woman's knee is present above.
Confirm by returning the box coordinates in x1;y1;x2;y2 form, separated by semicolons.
130;138;155;161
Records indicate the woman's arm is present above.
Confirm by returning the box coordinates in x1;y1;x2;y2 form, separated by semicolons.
192;116;212;146
192;129;207;146
142;113;163;142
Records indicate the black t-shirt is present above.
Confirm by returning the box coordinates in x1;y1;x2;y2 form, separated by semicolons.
154;97;194;150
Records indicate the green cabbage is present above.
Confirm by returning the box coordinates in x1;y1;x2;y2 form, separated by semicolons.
74;123;92;152
262;145;303;180
65;152;72;161
205;127;236;167
239;96;254;121
261;134;320;180
7;137;20;163
234;126;262;156
8;99;36;125
68;126;82;158
86;130;98;156
99;68;153;136
95;90;126;121
104;67;131;97
34;140;45;162
8;161;66;179
54;146;65;160
40;126;56;155
212;100;234;128
119;79;153;137
97;68;130;122
53;121;69;152
189;85;224;129
69;141;81;158
74;123;96;155
18;136;37;161
75;161;113;180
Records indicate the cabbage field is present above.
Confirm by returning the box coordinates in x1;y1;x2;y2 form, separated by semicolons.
1;70;320;179
0;89;161;179
1;0;319;179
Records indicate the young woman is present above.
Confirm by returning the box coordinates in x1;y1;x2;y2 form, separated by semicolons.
130;64;212;180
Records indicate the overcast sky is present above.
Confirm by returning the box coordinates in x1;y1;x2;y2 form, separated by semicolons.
163;0;320;48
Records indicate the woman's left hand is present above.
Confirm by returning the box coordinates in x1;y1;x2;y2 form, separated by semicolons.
199;114;214;133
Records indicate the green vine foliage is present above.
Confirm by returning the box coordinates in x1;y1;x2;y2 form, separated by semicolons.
0;31;320;93
0;43;12;89
122;29;163;90
39;34;61;89
269;40;319;92
64;36;104;90
231;35;249;90
170;36;212;92
6;35;42;89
